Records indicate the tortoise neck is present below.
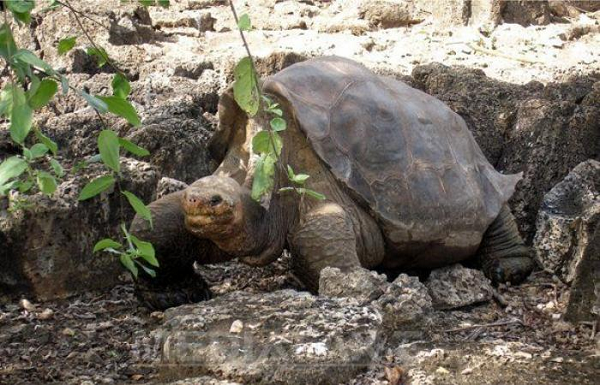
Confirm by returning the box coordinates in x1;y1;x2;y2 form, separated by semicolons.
211;188;297;263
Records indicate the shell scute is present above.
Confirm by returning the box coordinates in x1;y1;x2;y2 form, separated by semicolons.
263;56;520;248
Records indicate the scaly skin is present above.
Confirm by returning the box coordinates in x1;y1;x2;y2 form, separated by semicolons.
130;191;231;310
130;77;534;310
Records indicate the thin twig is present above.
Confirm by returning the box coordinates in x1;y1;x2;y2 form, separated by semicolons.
228;1;288;181
228;1;258;76
466;42;542;64
37;68;112;129
62;0;124;74
444;318;525;333
55;0;111;33
492;288;509;307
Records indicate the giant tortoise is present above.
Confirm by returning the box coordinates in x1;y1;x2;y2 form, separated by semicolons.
131;56;534;310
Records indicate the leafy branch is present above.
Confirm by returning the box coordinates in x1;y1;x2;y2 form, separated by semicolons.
0;0;168;279
228;1;324;202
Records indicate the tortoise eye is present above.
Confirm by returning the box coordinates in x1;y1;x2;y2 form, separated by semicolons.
209;195;223;206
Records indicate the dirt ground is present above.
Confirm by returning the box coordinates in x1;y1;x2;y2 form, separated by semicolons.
1;256;598;384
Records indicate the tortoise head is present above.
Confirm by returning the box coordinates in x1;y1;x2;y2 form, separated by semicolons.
182;175;246;240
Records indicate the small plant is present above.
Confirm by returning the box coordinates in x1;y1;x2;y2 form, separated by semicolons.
0;0;167;278
228;1;324;202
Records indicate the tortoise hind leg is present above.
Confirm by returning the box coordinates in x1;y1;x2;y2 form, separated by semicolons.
476;205;535;284
130;191;212;310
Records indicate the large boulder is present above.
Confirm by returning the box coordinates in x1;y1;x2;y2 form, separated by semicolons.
0;159;159;300
319;267;388;303
375;274;433;337
533;160;600;321
425;264;494;310
150;290;384;384
319;268;434;341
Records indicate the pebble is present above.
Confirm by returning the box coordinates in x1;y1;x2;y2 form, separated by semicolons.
36;308;54;320
150;311;164;320
230;319;244;333
514;351;533;359
435;367;450;375
19;299;36;312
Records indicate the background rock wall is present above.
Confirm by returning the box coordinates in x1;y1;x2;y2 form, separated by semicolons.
0;0;599;299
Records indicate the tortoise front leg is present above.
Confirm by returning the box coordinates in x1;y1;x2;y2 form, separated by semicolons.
130;191;221;310
289;202;363;293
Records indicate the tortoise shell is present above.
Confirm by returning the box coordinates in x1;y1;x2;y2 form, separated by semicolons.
263;56;521;251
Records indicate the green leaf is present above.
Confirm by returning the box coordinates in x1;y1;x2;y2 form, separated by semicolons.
98;130;121;173
98;96;141;127
138;0;154;6
60;76;69;95
269;107;283;117
28;74;41;97
158;0;170;8
0;24;17;59
261;95;273;107
28;79;58;109
233;57;259;116
0;180;19;195
238;14;252;31
111;73;131;99
286;165;295;178
120;254;138;278
7;0;35;14
49;158;65;177
0;85;15;117
12;11;31;24
130;235;158;267
122;191;152;227
9;87;33;144
278;187;294;193
118;138;149;157
78;174;115;200
81;91;108;113
30;143;49;159
286;165;309;184
93;238;122;253
252;131;282;156
251;153;276;201
138;263;156;278
7;1;34;24
22;147;32;161
35;130;58;155
252;131;270;154
57;36;77;55
86;47;109;67
0;157;28;186
13;49;56;74
298;188;326;200
37;171;58;196
291;173;310;185
17;180;33;193
270;117;286;132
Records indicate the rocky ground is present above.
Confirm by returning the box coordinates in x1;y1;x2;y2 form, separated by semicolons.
1;256;598;384
1;0;599;384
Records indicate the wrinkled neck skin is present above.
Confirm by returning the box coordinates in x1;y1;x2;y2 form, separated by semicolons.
211;186;298;266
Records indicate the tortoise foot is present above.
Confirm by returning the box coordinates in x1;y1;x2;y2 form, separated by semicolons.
135;274;212;311
485;256;535;285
